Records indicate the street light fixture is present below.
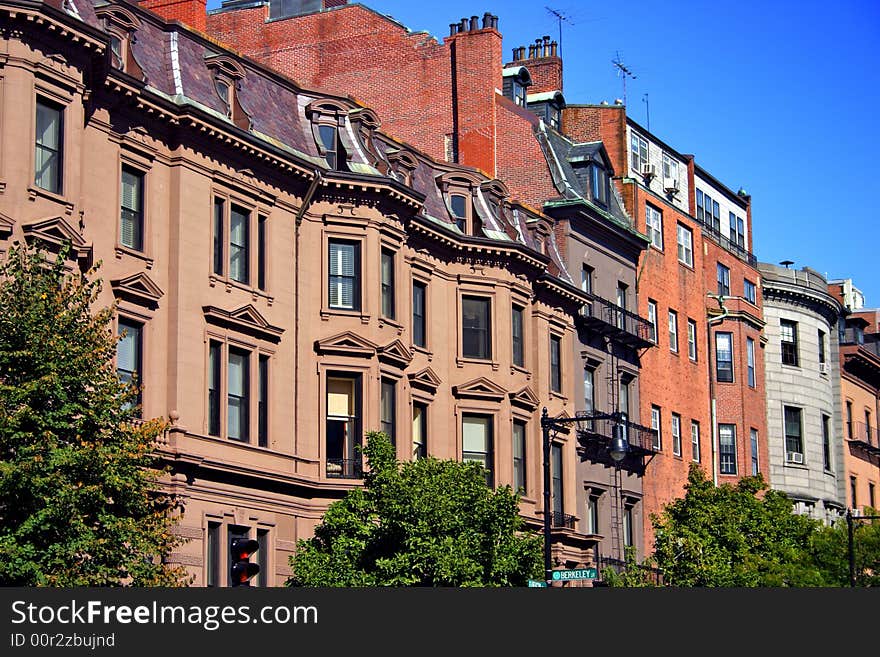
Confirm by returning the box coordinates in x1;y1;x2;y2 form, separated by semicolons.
540;407;629;583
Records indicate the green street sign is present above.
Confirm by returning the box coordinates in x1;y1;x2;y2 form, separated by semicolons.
527;579;548;587
551;568;597;581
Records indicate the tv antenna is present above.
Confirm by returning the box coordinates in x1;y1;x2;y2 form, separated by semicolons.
612;51;637;106
546;7;574;56
642;93;650;131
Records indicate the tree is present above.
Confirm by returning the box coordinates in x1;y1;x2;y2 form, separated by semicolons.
0;242;188;586
650;464;825;587
802;511;880;587
288;431;542;586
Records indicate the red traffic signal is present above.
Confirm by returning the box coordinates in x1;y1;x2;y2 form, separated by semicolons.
230;538;260;587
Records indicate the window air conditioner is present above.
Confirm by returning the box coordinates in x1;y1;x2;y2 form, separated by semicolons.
663;177;680;193
641;163;657;178
818;362;828;374
787;451;804;464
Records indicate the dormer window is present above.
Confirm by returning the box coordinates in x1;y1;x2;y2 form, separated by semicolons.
513;81;527;107
95;5;145;80
526;91;565;132
387;149;418;188
450;193;468;232
306;99;352;173
590;165;608;207
502;66;532;107
549;106;561;130
204;55;251;130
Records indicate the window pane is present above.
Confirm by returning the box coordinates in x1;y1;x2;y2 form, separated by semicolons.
719;424;736;474
258;355;268;448
380;379;395;443
229;206;249;284
319;124;337;170
513;420;526;493
381;250;395;319
412;403;427;459
716;332;733;382
462;296;491;359
329;241;358;310
462;414;492;485
412;281;426;347
35;100;62;193
208;341;221;436
213;198;225;276
550;334;561;393
120;167;143;250
512;306;524;367
228;349;249;441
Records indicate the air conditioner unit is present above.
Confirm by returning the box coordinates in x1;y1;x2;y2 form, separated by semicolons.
663;177;680;193
819;362;828;374
787;451;804;464
641;163;657;178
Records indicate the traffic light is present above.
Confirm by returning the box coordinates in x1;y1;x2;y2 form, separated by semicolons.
230;537;260;587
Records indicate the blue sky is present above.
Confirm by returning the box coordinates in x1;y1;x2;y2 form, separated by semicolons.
207;0;880;306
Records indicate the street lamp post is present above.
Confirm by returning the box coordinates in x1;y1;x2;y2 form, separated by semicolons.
540;407;629;583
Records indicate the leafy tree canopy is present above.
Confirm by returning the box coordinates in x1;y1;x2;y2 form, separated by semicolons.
288;431;542;586
0;242;188;586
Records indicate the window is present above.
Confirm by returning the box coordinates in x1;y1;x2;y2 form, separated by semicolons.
550;334;562;393
747;337;756;388
412;402;427;460
630;132;648;172
450;193;468;233
822;414;831;471
513;80;526;107
590;165;608;206
623;502;634;547
687;318;698;361
462;296;491;360
780;319;799;366
227;347;250;442
586;491;599;534
645;204;663;249
784;406;803;462
668;310;679;353
328;240;360;311
647;300;658;343
729;212;745;248
326;374;362;478
462;414;493;486
818;329;826;365
255;528;269;587
117;318;143;412
619;377;631;419
716;263;730;297
710;199;720;232
512;305;524;367
715;332;733;382
744;279;757;304
381;249;395;319
258;355;268;448
35;98;63;194
583;367;595;430
651;405;662;451
551;443;563;520
696;189;704;222
120;166;144;251
869;483;875;510
866;411;873;444
206;521;221;587
513;420;527;493
662;152;678;181
581;265;593;296
671;413;682;456
750;428;759;475
616;283;628;329
677;224;693;267
380;379;396;443
208;341;221;437
318;124;345;171
851;476;858;510
846;401;853;439
213;198;266;288
412;281;427;348
691;421;701;462
719;424;737;475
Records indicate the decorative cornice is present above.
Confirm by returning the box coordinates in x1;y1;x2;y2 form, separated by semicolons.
452;376;507;401
202;304;284;343
111;271;163;309
21;215;92;265
314;331;377;358
509;386;540;411
408;366;442;392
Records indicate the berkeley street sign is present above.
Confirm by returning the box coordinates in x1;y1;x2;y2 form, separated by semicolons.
551;568;597;581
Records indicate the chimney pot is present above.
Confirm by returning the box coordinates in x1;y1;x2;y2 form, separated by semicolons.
492;14;499;29
469;15;479;31
450;23;458;36
528;44;536;58
550;41;557;57
482;12;491;29
459;18;468;32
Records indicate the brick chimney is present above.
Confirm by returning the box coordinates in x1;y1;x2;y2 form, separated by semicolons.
446;12;502;177
139;0;207;32
509;35;562;94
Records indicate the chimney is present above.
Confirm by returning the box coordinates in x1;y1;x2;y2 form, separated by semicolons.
550;40;557;57
542;35;550;57
450;23;458;36
482;12;491;29
138;0;207;32
469;15;479;31
459;18;468;32
521;34;564;93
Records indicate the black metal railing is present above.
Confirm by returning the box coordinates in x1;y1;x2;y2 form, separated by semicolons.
579;415;658;454
697;218;758;267
579;293;653;348
326;458;363;479
596;554;664;586
850;421;877;447
552;511;577;529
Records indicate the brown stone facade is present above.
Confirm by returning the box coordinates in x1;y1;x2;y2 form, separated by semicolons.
0;0;592;585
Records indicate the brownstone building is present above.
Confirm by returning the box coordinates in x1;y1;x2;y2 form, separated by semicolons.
0;0;596;584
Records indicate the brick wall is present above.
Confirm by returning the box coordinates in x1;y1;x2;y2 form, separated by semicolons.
139;0;206;32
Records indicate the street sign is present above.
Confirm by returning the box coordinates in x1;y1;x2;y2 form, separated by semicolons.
551;568;597;581
527;579;548;587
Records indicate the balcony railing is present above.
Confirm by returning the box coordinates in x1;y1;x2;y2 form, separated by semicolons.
578;293;654;349
596;554;664;586
326;458;363;479
576;413;658;476
697;218;758;267
850;421;878;447
552;511;577;529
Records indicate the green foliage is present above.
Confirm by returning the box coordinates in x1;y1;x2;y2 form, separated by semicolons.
801;510;880;587
288;431;542;586
0;242;189;586
651;464;825;587
601;546;660;587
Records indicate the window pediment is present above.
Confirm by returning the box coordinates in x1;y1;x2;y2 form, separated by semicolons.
0;211;13;237
509;386;540;411
452;376;507;401
22;215;92;266
111;271;164;309
315;331;377;357
408;366;442;392
203;304;284;343
204;54;246;80
95;5;141;31
377;339;413;369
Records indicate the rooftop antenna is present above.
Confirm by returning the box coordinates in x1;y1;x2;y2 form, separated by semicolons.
780;260;794;269
612;51;636;106
546;7;574;57
642;92;650;132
